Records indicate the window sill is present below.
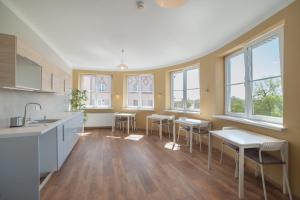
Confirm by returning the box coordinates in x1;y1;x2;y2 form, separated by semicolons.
164;109;200;115
85;107;113;110
213;115;286;132
123;107;155;111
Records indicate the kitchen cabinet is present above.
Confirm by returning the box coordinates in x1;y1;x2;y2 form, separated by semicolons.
0;33;71;93
39;128;57;174
57;113;83;169
56;125;64;169
0;34;42;90
0;112;83;200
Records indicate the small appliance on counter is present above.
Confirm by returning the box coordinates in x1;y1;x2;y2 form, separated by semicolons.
10;117;24;127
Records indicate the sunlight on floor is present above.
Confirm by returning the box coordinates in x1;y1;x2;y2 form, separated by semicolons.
164;142;181;151
106;135;122;139
125;134;144;141
81;132;93;136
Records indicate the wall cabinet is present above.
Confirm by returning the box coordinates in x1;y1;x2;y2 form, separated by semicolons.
0;34;42;90
0;33;71;94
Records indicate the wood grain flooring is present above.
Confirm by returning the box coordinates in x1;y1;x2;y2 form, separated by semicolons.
41;128;292;200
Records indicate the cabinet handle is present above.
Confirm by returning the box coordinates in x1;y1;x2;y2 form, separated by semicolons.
51;73;54;90
62;125;65;141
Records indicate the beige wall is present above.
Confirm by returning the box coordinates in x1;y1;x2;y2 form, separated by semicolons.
73;1;300;196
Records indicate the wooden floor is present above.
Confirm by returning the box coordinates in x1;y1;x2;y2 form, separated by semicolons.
41;128;291;200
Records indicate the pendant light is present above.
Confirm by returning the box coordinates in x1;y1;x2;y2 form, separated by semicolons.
118;49;128;70
155;0;187;8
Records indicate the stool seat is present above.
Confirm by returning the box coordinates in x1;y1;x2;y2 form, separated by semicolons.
245;148;285;165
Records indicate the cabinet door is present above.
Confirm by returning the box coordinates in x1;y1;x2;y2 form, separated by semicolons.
16;55;42;90
56;125;64;169
63;120;72;159
39;128;58;173
42;63;54;92
0;34;16;87
52;67;65;94
64;73;72;94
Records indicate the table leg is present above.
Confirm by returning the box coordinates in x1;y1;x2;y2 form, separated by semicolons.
283;142;288;194
127;116;130;135
112;116;115;132
173;120;176;143
189;125;193;153
146;117;149;136
208;132;212;169
238;147;245;199
159;120;162;140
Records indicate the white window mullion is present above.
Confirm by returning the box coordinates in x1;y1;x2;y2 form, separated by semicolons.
183;70;187;111
244;47;252;118
138;76;142;108
225;57;231;114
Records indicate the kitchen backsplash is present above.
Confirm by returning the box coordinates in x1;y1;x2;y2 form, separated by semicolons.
0;88;70;128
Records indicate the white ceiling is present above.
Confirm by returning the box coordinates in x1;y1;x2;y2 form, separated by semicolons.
1;0;293;71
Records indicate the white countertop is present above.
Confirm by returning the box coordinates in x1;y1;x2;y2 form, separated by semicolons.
0;112;83;139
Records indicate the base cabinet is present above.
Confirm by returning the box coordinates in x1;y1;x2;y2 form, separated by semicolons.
0;113;83;200
57;113;83;169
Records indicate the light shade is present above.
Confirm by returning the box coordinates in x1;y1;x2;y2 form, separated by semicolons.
155;0;187;8
118;63;128;70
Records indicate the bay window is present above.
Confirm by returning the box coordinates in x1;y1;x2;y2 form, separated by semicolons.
225;27;283;123
80;74;112;108
171;67;200;111
127;74;154;109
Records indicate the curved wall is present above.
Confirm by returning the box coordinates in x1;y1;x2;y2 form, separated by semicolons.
73;1;300;196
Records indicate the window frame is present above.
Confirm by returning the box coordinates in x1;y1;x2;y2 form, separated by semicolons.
170;66;200;112
225;27;284;124
79;74;112;109
126;74;154;109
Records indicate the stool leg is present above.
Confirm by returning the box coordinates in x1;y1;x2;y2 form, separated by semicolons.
177;127;181;142
220;143;224;164
260;164;268;200
283;164;293;200
199;135;202;152
234;153;239;179
168;124;170;139
255;164;259;177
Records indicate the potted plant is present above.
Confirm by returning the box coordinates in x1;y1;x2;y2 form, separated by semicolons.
70;89;88;123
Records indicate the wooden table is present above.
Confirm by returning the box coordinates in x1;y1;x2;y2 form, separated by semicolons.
146;114;175;140
112;113;136;135
208;129;288;199
175;118;211;153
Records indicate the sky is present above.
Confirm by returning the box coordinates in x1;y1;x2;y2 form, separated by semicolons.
229;36;281;99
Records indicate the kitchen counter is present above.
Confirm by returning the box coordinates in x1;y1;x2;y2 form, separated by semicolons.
0;112;82;138
0;111;84;200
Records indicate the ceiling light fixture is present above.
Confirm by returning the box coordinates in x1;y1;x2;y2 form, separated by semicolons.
136;1;145;10
155;0;187;8
118;49;128;70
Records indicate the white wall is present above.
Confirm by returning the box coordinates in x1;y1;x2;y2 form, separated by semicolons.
0;1;71;74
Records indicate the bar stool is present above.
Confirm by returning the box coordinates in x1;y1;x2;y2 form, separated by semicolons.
220;126;239;178
151;119;171;138
245;142;293;200
177;120;211;152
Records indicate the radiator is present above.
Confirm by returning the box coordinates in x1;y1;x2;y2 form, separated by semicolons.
84;113;113;128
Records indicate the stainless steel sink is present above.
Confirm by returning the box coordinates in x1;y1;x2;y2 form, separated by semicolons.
28;119;60;124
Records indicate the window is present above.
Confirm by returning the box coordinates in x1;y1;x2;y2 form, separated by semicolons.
171;67;200;111
80;74;112;108
225;27;283;123
127;74;154;109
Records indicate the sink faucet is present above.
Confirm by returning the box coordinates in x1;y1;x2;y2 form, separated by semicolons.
23;103;42;126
